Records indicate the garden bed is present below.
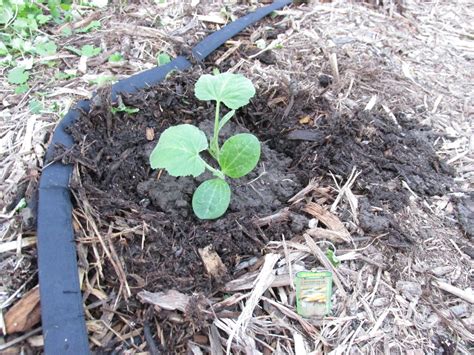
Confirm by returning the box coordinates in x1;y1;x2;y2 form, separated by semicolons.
2;1;472;353
63;42;457;351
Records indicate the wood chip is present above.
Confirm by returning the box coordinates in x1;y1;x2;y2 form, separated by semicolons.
0;236;36;254
305;227;350;244
197;14;227;25
224;272;291;292
138;290;191;312
145;127;155;141
4;286;41;334
432;279;474;304
198;245;227;279
303;202;351;241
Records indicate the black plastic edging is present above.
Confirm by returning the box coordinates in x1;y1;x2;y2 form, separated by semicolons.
37;1;292;353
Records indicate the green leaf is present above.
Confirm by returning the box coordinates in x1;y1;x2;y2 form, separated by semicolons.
219;133;260;178
77;20;101;33
194;72;256;109
55;71;76;80
111;103;139;114
157;52;171;66
149;124;208;177
61;26;72;36
15;84;29;94
48;0;62;19
8;67;29;84
29;99;43;114
36;14;52;25
13;197;27;213
108;52;123;63
10;38;28;52
0;41;8;56
192;178;231;219
0;6;14;25
34;41;57;56
325;249;340;267
80;44;101;57
64;45;82;56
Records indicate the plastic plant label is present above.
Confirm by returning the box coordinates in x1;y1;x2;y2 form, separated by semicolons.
295;270;333;318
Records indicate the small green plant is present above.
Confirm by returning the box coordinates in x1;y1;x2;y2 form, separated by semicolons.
111;97;139;114
149;71;259;219
156;52;171;66
108;52;124;63
77;20;101;33
79;44;101;57
8;67;29;84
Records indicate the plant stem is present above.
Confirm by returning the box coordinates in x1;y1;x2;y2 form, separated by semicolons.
203;161;225;180
210;100;221;159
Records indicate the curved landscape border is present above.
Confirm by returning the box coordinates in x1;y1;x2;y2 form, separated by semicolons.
37;1;292;353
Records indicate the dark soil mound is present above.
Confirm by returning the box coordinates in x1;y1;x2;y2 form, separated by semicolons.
65;66;453;351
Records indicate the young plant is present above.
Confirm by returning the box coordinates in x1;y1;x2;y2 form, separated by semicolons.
149;71;260;219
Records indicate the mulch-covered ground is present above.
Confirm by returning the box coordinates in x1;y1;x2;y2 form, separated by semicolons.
1;1;473;353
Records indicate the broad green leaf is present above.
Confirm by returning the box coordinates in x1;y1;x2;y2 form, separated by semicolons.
14;84;29;94
61;27;72;36
55;71;76;80
36;14;52;25
8;67;29;84
157;52;171;66
219;133;260;178
150;124;208;177
0;42;9;56
81;44;101;57
77;20;101;33
192;178;231;219
108;52;123;63
194;72;255;109
34;41;57;56
0;6;14;25
29;98;42;114
11;38;28;51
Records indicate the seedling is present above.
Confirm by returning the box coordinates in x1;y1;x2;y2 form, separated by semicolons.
8;67;29;85
149;71;260;219
157;52;171;66
111;97;139;114
108;52;124;63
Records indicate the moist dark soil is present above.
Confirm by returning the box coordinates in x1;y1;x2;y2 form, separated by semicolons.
65;64;454;351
